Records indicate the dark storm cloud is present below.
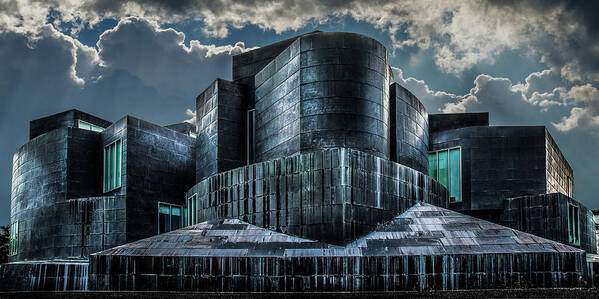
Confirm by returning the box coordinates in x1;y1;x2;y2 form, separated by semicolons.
0;17;251;224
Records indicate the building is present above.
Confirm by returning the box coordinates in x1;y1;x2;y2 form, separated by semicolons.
1;31;597;292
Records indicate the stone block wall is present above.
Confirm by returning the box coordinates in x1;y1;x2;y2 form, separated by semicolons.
196;79;248;181
233;35;301;105
545;130;574;196
390;83;429;173
89;252;585;291
430;126;548;212
253;32;392;163
10;127;95;261
30;109;111;140
254;39;301;162
186;148;448;244
429;112;489;133
502;193;597;254
297;32;391;159
121;116;195;242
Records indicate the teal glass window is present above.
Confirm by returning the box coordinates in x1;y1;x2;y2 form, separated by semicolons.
78;120;104;132
158;203;183;234
8;221;18;256
183;207;187;228
428;153;437;180
568;204;580;245
103;140;122;192
429;147;462;203
449;148;461;203
187;194;197;226
438;150;448;188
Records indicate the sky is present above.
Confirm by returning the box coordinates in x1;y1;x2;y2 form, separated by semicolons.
1;0;598;225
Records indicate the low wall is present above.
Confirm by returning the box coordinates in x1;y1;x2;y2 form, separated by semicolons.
185;148;448;244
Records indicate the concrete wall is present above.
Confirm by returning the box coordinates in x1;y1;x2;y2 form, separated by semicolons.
390;83;429;173
196;79;248;182
502;193;596;254
186;148;448;245
430;126;548;214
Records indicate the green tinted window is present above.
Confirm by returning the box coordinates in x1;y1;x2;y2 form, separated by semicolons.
8;221;18;256
104;140;122;192
428;153;437;180
568;205;580;245
78;120;104;132
438;150;448;188
449;148;461;202
158;203;183;234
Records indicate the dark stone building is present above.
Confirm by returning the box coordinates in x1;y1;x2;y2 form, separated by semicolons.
1;32;597;292
7;111;195;263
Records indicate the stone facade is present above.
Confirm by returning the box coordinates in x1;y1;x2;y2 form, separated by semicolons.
89;204;586;291
502;193;596;254
186;148;447;244
2;31;597;292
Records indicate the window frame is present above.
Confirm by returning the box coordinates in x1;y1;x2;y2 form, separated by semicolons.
8;220;18;256
77;119;104;132
187;194;197;226
568;204;580;246
157;202;183;234
103;139;123;193
428;146;462;203
567;177;573;198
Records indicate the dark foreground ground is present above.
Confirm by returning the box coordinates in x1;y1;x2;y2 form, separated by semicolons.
1;289;598;299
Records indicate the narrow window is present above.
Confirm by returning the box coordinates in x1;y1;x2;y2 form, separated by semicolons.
567;177;573;198
449;148;461;203
438;150;449;188
429;148;462;203
103;140;122;192
428;152;437;180
568;204;580;246
187;194;197;226
171;206;181;231
78;120;104;132
158;203;171;234
247;109;256;164
158;203;183;234
183;207;187;227
8;221;18;256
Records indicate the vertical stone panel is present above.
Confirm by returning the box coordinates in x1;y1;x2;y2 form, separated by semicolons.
196;79;248;182
545;129;574;196
254;39;301;162
502;193;597;254
122;116;195;242
430;126;547;213
390;83;429;173
298;32;391;159
186;148;448;244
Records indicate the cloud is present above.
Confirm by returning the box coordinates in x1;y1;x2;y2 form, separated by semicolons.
391;67;592;129
0;17;253;225
3;0;598;86
96;17;250;96
552;84;599;131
